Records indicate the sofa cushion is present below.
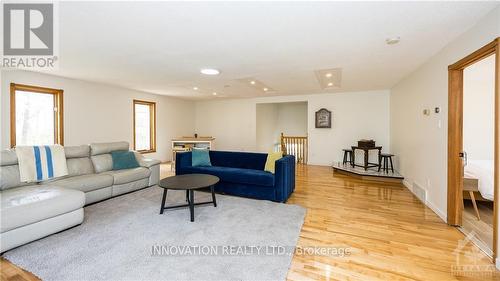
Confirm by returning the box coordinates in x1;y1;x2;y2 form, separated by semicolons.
185;166;274;187
0;149;18;166
209;151;267;170
0;150;32;191
91;154;113;173
90;142;129;156
67;157;94;176
264;152;283;174
47;173;113;193
103;167;151;185
111;151;140;170
0;164;33;191
1;186;85;233
64;145;90;158
192;149;211;167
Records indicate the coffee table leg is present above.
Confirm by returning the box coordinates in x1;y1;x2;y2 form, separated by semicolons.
189;190;195;222
185;190;189;202
211;185;217;207
160;189;168;214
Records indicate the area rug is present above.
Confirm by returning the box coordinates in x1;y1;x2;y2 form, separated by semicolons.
3;187;306;281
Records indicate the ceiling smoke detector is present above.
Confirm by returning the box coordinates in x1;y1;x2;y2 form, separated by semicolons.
386;37;400;45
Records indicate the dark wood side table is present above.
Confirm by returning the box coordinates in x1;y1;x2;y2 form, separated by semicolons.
158;174;220;222
351;146;382;171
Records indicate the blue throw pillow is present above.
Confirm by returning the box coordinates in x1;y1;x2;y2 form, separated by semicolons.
192;149;211;167
111;150;140;170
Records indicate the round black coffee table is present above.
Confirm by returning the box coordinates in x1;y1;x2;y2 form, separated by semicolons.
158;174;220;222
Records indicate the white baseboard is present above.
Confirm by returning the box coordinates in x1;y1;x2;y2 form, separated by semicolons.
425;199;447;222
402;179;412;189
402;179;447;223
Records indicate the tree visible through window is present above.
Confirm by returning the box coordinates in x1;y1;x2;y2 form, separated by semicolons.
10;83;64;147
133;100;156;153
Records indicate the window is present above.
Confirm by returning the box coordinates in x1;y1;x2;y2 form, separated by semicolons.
10;83;64;147
133;99;156;153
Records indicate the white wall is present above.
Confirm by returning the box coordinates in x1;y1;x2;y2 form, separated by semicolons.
1;70;196;162
195;90;390;166
194;99;257;152
390;6;500;221
463;55;496;161
256;103;279;152
256;102;308;152
276;102;308;137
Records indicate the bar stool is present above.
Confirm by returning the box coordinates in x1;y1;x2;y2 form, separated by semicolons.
342;149;353;165
379;153;394;173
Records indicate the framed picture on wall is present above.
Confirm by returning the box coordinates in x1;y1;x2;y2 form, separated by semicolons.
315;108;331;128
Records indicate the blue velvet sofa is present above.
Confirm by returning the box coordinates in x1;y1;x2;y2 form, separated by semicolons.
176;151;295;202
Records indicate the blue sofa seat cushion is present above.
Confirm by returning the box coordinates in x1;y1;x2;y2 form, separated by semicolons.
185;166;274;187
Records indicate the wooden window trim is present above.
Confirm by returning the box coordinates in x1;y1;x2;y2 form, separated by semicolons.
10;83;64;148
133;99;156;154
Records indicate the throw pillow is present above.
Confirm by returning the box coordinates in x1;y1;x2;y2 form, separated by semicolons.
192;149;212;167
264;151;283;174
111;150;140;170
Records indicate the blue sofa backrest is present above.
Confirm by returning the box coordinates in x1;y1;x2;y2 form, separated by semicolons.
177;150;268;170
209;151;267;170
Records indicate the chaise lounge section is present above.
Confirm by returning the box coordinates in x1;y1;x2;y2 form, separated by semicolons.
0;142;160;252
175;150;295;202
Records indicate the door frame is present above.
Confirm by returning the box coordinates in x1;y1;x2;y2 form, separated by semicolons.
447;38;499;258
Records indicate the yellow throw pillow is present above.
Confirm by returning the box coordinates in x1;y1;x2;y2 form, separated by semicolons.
264;151;283;174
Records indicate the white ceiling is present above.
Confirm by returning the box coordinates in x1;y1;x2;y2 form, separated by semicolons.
43;1;498;100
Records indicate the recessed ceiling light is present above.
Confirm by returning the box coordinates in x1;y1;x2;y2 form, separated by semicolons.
263;88;268;92
315;68;342;90
201;68;220;75
250;81;256;85
193;87;198;90
212;92;217;96
386;37;400;45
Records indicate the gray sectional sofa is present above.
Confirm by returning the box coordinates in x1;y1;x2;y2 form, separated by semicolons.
0;141;160;252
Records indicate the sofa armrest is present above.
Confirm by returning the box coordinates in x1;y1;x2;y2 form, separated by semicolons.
175;152;192;175
274;155;295;202
134;152;160;186
139;158;161;168
134;152;161;168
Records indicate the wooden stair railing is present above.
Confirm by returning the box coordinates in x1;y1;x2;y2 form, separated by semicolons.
280;133;308;164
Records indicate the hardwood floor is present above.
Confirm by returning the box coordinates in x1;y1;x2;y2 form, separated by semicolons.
462;200;494;256
1;164;497;280
287;165;497;281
